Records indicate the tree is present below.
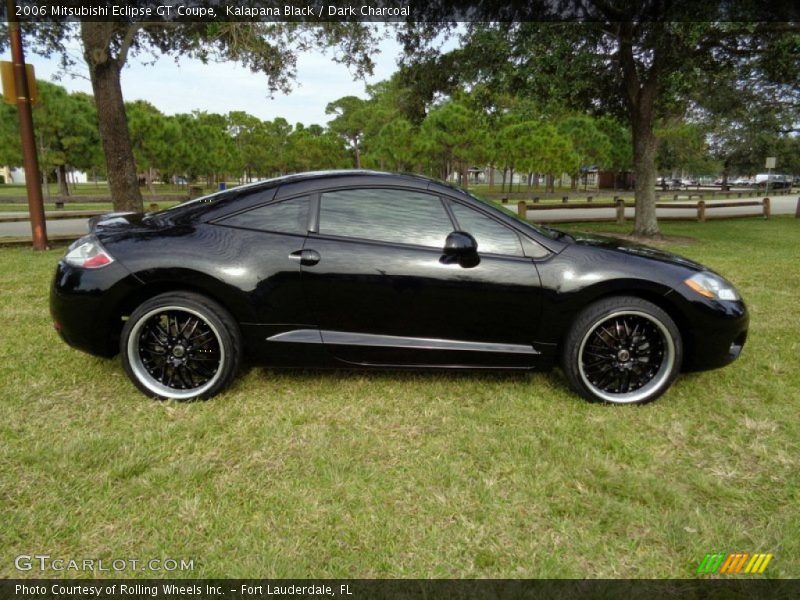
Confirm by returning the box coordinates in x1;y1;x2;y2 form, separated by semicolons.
325;96;371;168
0;96;23;169
656;122;717;179
173;111;236;185
401;6;799;236
595;116;633;174
500;121;579;192
2;86;102;187
286;123;349;172
126;100;178;193
557;115;611;190
2;21;378;211
372;118;420;171
699;81;800;187
227;111;273;182
419;100;488;189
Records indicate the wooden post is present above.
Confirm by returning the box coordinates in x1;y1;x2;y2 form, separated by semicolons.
795;197;800;218
517;200;527;218
697;200;706;222
762;197;770;219
6;0;48;250
615;198;625;224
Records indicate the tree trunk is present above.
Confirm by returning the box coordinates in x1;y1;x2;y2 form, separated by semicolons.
81;22;142;213
460;163;469;191
57;164;70;196
353;136;361;168
488;164;495;189
631;107;660;237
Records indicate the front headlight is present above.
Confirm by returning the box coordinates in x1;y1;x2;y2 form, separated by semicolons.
684;272;740;301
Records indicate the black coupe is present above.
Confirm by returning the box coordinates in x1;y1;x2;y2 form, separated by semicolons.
50;171;748;404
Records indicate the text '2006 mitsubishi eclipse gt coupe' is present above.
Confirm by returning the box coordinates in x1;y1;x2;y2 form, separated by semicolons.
50;171;748;404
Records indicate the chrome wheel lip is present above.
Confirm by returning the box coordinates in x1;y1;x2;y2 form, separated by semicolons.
127;305;225;400
577;309;675;404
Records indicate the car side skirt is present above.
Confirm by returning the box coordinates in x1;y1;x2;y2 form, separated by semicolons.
267;329;541;355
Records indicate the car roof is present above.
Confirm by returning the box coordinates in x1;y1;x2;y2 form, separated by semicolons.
241;169;438;193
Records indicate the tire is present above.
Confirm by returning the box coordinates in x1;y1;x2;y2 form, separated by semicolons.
561;296;682;405
120;291;241;400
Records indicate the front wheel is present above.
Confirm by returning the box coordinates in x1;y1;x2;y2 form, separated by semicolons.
561;296;682;404
120;292;241;400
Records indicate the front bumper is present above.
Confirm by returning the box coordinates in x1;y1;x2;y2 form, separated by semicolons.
666;289;749;372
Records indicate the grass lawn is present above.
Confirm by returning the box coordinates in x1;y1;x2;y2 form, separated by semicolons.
1;217;798;578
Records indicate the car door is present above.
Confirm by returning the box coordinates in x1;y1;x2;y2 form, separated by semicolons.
212;193;325;365
300;186;545;367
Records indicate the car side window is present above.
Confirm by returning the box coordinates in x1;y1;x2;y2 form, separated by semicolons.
447;200;524;256
319;188;453;248
219;196;309;234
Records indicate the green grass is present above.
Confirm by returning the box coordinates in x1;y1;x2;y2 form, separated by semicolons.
1;217;798;579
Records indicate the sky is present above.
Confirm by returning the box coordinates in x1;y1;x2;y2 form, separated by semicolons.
0;25;420;126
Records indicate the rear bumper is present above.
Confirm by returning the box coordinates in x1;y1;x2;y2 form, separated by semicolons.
50;261;142;358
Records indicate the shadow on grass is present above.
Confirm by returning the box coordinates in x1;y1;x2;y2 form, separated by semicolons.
245;365;545;385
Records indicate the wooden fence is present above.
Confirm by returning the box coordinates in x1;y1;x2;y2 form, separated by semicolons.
497;187;795;205
516;197;785;224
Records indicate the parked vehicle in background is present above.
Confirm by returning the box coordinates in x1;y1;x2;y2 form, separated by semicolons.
732;177;754;187
754;173;791;190
657;177;683;190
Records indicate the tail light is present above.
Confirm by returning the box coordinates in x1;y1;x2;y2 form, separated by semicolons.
64;236;115;269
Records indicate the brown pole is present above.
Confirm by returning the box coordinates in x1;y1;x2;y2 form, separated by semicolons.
7;0;48;250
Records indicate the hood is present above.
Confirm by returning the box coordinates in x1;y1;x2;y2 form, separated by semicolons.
570;231;706;271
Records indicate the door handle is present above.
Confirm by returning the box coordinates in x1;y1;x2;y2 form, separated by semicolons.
289;249;321;266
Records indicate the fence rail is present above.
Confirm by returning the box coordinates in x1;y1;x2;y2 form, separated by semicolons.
516;197;785;223
496;187;795;204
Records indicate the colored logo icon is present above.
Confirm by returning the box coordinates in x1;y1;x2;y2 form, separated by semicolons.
697;552;773;574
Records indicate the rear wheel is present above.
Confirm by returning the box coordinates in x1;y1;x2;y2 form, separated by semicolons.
120;292;241;400
561;296;682;404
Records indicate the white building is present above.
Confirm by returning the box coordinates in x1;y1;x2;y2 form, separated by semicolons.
0;166;89;185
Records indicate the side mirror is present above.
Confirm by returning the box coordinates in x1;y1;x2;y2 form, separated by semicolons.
443;231;478;256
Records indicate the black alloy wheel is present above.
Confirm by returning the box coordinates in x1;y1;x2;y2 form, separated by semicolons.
562;296;682;404
121;292;241;400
